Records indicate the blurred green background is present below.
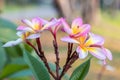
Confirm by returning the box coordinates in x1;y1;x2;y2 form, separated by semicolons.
0;0;120;80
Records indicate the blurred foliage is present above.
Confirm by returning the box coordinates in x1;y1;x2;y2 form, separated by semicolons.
0;18;17;42
0;18;33;80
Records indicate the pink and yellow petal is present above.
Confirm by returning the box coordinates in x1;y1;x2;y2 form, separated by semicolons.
78;24;91;36
71;26;81;34
85;33;104;46
77;35;88;44
76;46;88;59
71;24;90;38
32;18;42;30
16;31;30;40
61;18;72;34
71;18;83;28
61;36;79;44
88;47;106;60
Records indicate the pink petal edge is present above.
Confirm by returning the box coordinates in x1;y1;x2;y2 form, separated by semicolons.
61;36;79;43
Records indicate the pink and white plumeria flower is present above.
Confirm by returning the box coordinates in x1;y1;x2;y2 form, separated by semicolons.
61;33;112;60
44;18;62;35
3;17;49;47
61;18;91;38
3;17;62;47
17;17;48;39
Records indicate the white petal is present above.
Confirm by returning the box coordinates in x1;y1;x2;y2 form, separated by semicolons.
61;36;79;43
26;33;40;39
2;38;22;47
76;46;88;59
104;48;112;60
16;31;25;37
22;19;33;27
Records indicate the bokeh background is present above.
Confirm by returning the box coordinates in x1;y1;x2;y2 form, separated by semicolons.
0;0;120;80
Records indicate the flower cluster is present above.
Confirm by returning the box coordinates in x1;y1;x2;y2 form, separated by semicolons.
3;17;112;62
3;17;113;80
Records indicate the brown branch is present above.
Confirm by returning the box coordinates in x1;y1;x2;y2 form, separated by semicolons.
36;38;56;79
26;40;39;55
68;43;73;59
53;35;60;80
59;50;78;79
26;39;56;79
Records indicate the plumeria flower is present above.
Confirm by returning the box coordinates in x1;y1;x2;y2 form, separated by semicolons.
43;18;62;35
3;17;50;47
61;33;112;61
17;17;48;39
3;31;31;47
61;18;91;38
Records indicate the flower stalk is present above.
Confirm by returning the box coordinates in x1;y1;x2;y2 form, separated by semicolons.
36;38;56;79
53;34;60;80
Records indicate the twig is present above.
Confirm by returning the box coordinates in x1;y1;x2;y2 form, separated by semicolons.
60;50;78;79
53;34;60;80
26;40;39;55
67;43;73;60
36;38;56;79
26;39;56;79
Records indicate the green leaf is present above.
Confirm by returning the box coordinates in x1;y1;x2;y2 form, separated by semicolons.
4;44;23;58
9;76;32;80
70;59;91;80
23;50;50;80
8;69;33;78
0;18;17;42
23;44;34;53
10;57;26;65
0;42;7;70
0;64;28;79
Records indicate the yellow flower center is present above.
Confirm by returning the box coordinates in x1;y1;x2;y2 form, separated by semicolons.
33;23;41;31
72;26;81;34
21;32;30;40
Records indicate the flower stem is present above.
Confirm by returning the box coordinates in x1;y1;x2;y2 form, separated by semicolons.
59;47;78;79
36;38;56;79
53;34;60;80
67;43;73;60
26;39;56;79
26;40;39;55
